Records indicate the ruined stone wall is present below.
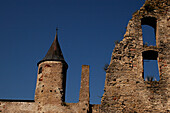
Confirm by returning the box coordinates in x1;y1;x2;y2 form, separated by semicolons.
100;0;170;112
91;104;101;113
0;98;80;113
79;65;90;113
0;101;36;113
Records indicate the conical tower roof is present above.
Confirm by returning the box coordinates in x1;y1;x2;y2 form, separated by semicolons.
37;29;67;66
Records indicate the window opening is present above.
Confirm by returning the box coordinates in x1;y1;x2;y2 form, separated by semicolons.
142;50;160;81
141;17;157;46
39;67;42;74
143;60;160;81
142;25;156;46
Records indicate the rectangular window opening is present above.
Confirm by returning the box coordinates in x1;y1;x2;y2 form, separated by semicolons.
142;25;156;46
143;59;160;81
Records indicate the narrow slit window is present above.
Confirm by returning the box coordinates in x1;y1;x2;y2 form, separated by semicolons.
39;67;42;74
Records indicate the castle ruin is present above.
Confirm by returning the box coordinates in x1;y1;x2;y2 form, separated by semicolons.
0;0;170;112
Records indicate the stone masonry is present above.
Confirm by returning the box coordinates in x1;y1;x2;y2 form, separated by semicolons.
99;0;170;112
0;0;170;112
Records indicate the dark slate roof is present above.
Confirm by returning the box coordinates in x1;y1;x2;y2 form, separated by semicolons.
37;30;67;66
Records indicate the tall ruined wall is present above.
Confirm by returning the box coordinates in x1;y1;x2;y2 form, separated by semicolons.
100;0;170;112
79;65;90;112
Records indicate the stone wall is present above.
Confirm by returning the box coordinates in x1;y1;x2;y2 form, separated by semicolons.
79;65;90;113
100;0;170;112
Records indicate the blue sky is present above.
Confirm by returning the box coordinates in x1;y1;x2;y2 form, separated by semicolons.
0;0;151;104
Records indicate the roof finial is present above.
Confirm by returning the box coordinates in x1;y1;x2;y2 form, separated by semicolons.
55;27;59;40
56;27;58;32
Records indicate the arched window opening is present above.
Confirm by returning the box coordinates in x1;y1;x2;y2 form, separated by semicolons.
141;17;157;46
142;50;160;81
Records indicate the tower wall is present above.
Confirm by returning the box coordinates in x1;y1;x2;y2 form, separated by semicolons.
35;61;67;105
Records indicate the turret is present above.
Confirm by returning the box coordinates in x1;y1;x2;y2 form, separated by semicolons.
35;29;68;106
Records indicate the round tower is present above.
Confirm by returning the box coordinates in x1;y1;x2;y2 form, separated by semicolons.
35;29;68;106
